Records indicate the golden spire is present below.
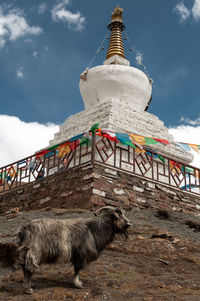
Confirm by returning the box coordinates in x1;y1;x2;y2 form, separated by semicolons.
106;5;126;59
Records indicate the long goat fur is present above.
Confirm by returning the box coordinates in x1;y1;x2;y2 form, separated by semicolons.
16;206;132;294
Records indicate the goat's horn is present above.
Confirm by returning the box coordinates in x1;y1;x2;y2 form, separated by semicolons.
94;206;116;216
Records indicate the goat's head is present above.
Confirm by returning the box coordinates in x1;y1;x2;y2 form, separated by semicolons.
94;206;132;238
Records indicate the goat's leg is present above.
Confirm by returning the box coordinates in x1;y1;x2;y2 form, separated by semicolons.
22;265;33;294
73;266;83;288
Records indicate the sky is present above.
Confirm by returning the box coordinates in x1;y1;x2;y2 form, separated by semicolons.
0;0;200;167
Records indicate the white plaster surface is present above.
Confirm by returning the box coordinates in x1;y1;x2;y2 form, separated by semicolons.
79;64;152;111
49;98;193;164
103;55;130;66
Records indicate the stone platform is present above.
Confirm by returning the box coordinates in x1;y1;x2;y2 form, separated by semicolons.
0;163;200;216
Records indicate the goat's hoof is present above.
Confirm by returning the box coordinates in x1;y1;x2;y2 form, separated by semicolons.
74;280;83;289
26;288;33;295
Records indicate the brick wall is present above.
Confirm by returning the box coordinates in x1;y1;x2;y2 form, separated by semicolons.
0;163;200;217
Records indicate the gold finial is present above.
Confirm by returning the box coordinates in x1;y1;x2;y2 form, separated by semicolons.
111;5;123;22
106;5;126;60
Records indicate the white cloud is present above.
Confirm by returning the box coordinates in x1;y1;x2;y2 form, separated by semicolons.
0;6;43;48
192;0;200;21
51;0;85;31
169;122;200;168
136;51;143;65
0;38;5;48
174;2;191;22
179;116;200;126
16;67;24;79
32;50;38;58
0;115;59;167
38;2;48;14
174;0;200;22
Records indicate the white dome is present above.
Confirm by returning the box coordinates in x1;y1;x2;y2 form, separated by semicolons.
79;64;152;111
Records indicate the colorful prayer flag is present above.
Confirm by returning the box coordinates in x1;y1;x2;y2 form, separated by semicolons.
129;134;145;145
69;133;84;142
8;166;17;177
58;143;71;158
27;159;36;171
90;123;99;135
48;144;59;151
100;130;118;142
177;143;191;152
35;150;48;158
69;140;80;151
115;133;136;148
189;144;200;154
44;150;56;158
144;137;159;145
80;137;92;146
153;138;169;144
185;166;195;174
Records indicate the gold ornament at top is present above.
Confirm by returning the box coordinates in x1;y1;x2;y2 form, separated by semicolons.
111;5;123;22
106;5;126;59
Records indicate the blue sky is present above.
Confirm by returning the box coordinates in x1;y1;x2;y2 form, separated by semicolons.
0;0;200;166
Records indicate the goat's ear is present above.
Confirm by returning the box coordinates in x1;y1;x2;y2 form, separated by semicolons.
113;211;121;219
115;208;122;216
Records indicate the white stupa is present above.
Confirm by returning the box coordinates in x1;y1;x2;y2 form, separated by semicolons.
49;5;192;164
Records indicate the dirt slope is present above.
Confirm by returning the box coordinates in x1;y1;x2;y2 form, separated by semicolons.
1;208;200;301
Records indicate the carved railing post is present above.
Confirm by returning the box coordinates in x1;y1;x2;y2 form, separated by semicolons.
91;133;96;165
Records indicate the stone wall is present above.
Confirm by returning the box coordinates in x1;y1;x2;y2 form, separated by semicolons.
0;163;200;217
0;164;94;214
91;164;200;217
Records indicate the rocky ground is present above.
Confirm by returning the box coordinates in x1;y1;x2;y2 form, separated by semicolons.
1;207;200;300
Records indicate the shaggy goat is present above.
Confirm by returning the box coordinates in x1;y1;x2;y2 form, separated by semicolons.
16;206;132;294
